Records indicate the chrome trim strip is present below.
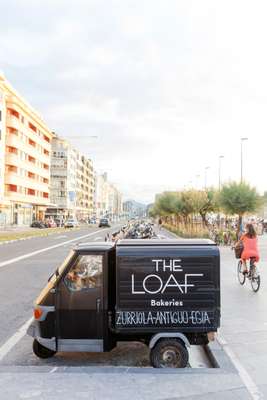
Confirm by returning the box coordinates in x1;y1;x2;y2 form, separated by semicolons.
57;339;104;352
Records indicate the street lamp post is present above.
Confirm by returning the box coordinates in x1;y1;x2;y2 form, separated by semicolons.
218;156;224;191
240;137;248;183
196;174;201;190
204;166;210;189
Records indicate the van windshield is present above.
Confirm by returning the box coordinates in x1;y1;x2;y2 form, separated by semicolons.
35;250;75;304
53;250;75;280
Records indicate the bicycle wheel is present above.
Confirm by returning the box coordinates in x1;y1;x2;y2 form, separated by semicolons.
237;260;246;285
251;266;260;292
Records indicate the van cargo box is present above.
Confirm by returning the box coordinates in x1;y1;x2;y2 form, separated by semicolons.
115;239;220;333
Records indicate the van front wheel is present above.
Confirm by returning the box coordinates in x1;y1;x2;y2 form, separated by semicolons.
150;339;189;368
33;339;56;359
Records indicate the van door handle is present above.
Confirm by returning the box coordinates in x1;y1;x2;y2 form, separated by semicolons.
96;298;101;312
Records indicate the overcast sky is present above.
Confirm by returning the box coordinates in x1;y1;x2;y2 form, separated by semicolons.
0;0;266;203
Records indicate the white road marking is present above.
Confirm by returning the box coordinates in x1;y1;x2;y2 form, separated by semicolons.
217;335;263;400
0;228;109;269
94;236;102;241
0;317;33;361
157;234;167;239
49;367;58;373
55;235;67;239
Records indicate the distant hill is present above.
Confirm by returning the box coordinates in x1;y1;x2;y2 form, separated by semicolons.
123;199;147;218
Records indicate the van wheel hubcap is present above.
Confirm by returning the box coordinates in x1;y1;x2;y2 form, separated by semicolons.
162;349;180;367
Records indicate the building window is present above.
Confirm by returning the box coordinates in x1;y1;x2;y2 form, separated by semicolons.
28;155;36;164
9;184;17;192
28;122;37;132
29;138;36;147
28;171;35;179
8;127;18;135
28;188;35;196
43;134;50;143
6;146;18;154
8;108;19;119
6;165;18;173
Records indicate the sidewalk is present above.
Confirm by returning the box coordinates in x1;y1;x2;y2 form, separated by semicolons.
0;340;252;400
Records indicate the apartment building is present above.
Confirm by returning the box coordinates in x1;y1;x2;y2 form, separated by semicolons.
95;172;123;219
0;73;53;225
49;134;95;220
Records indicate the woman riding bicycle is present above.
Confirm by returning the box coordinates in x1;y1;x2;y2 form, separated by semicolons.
238;223;260;274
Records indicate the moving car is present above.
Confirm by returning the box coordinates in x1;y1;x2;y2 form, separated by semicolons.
27;239;220;368
98;218;110;228
64;218;79;228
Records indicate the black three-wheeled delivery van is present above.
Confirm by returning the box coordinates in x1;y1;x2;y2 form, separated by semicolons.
28;239;220;368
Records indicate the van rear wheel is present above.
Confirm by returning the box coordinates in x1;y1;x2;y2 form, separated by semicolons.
33;339;56;359
150;339;189;368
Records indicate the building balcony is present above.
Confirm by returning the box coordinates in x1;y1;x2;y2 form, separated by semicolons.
5;172;50;192
5;134;51;164
4;190;50;206
5;153;50;178
6;114;21;130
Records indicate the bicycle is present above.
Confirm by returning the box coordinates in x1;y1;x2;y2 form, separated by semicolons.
237;257;261;292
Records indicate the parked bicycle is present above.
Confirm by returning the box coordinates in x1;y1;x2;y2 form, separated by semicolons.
237;257;260;292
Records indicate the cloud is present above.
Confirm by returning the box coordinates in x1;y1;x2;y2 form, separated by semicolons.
1;0;267;202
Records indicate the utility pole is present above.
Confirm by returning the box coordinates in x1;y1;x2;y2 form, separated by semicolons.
218;156;224;191
196;174;200;190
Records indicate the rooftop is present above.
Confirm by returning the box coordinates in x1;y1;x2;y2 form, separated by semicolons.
75;242;115;251
117;239;216;246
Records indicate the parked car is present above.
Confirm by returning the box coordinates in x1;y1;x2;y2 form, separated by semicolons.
88;218;96;224
30;221;46;229
99;218;110;228
54;218;64;227
64;219;79;228
47;220;57;228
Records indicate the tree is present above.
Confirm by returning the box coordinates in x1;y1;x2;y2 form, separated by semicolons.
199;188;219;226
180;190;212;224
218;182;262;231
150;192;178;222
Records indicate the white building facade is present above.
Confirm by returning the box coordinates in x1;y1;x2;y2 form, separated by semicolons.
49;135;95;221
94;172;123;220
0;73;53;226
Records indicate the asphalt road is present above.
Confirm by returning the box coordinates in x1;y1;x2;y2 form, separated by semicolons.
0;225;117;348
0;226;266;399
